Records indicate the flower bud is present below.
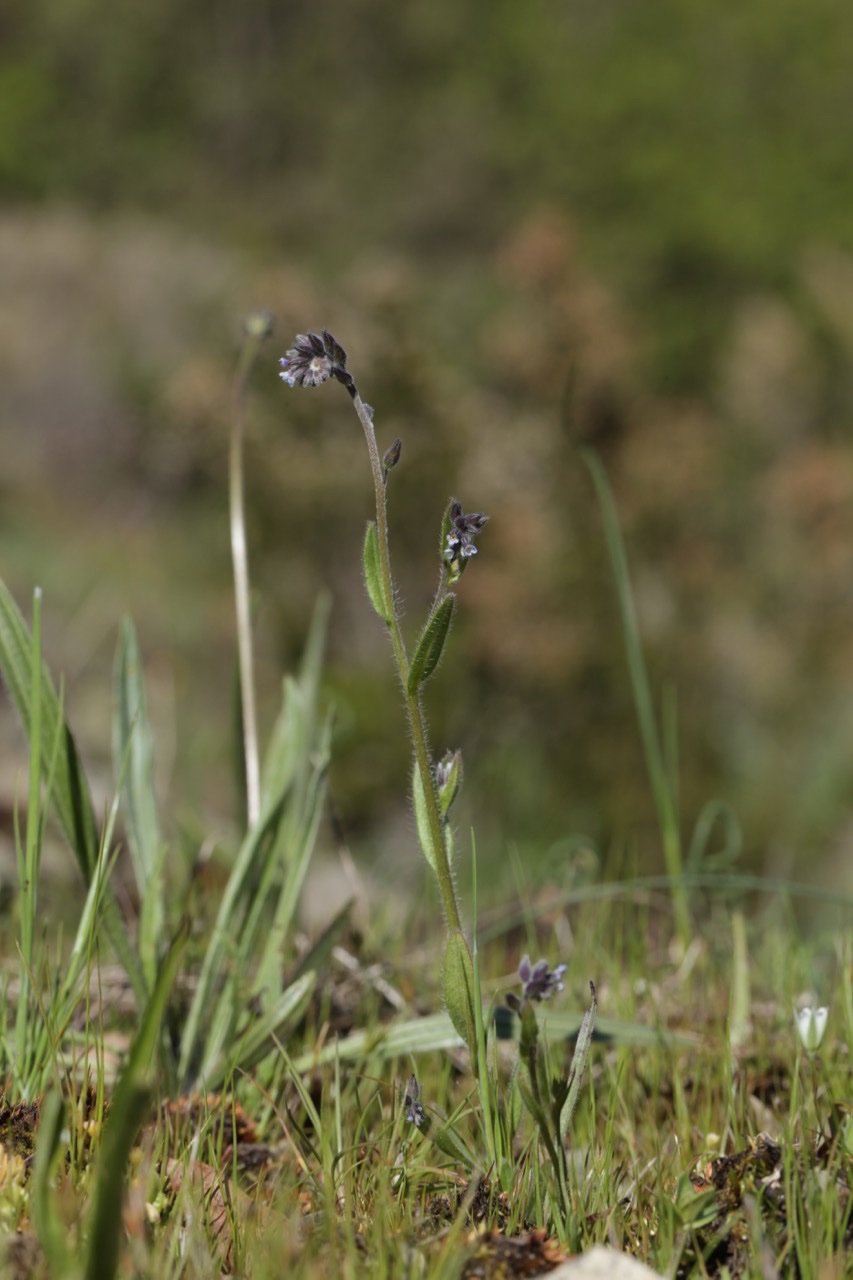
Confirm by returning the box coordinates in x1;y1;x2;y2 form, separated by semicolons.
435;749;462;817
383;437;402;475
795;1004;828;1053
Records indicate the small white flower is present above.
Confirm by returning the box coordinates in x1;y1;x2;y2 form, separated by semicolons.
795;1005;828;1052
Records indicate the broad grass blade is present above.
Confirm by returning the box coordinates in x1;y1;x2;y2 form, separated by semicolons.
179;595;331;1089
292;1005;692;1072
113;616;166;988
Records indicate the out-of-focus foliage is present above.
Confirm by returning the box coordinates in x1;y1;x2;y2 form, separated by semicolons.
1;1;852;893
4;0;853;388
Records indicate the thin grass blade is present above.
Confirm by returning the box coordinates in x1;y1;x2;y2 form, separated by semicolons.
30;1090;68;1273
200;971;317;1092
581;451;689;942
84;926;187;1280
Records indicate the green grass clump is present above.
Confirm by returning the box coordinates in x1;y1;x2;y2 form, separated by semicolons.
0;320;849;1278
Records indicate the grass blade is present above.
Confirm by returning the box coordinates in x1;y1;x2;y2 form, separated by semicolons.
178;800;285;1087
84;925;187;1280
0;579;146;1000
0;579;99;876
113;616;166;989
581;452;690;942
292;1006;694;1072
30;1090;68;1273
201;972;317;1091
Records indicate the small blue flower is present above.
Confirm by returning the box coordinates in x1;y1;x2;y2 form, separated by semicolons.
518;955;567;1003
444;501;489;564
279;329;349;389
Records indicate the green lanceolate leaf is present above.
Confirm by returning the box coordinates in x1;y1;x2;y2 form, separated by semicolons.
443;930;478;1063
559;980;597;1141
412;760;440;876
363;521;391;623
431;1122;478;1171
407;594;455;695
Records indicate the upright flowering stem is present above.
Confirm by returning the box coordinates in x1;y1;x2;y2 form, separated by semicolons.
345;383;463;934
279;331;467;934
230;312;272;828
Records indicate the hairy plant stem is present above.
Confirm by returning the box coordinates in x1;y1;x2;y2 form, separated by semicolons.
347;385;463;935
523;1038;570;1218
230;326;267;828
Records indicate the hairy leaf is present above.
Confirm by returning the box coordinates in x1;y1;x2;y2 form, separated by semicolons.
407;594;455;694
362;522;391;623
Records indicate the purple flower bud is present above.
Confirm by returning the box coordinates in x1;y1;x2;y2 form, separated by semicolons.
383;438;402;472
404;1075;425;1127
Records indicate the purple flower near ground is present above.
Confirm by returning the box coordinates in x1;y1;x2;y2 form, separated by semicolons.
518;954;567;1003
404;1075;425;1127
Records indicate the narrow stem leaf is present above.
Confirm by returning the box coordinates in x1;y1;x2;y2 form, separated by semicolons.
362;521;392;623
407;595;455;695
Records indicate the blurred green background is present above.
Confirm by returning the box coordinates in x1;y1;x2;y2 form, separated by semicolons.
1;0;853;899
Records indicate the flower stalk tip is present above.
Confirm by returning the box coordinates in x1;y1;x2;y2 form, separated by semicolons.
279;328;352;390
444;500;489;564
242;310;274;341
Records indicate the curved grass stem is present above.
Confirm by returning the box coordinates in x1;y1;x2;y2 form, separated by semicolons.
230;316;271;829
